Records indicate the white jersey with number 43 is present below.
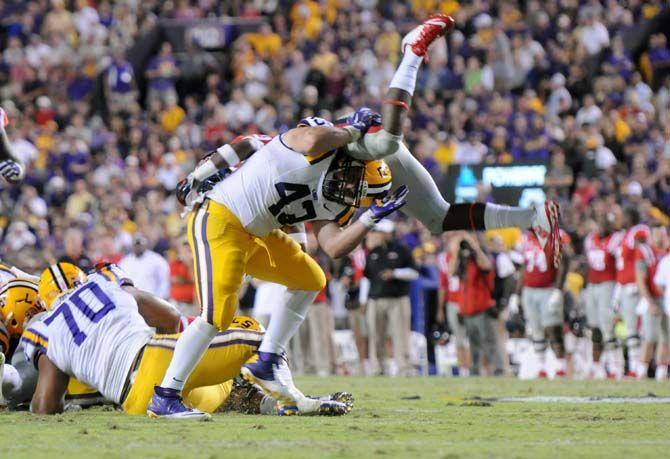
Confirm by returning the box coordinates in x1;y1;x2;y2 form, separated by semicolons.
22;265;154;404
207;135;354;237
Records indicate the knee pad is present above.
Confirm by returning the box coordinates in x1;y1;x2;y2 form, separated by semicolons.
532;339;548;353
546;325;565;357
361;129;403;159
208;295;237;330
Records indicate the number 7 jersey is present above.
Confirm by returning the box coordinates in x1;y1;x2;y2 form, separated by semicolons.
21;265;154;404
207;135;355;236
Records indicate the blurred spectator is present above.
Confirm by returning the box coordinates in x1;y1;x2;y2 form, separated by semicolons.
119;233;170;299
454;232;503;376
362;220;418;376
169;238;195;314
145;42;180;105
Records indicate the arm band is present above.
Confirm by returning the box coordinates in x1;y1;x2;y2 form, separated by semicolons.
192;160;218;182
216;143;241;166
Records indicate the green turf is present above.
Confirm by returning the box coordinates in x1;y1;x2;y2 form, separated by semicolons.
3;377;670;458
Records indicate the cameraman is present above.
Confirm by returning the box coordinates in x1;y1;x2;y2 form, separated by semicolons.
451;232;504;376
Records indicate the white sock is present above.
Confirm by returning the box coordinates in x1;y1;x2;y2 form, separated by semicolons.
627;346;641;373
484;203;535;230
389;50;422;96
555;358;567;373
2;364;21;392
656;364;668;381
258;289;317;355
637;361;648;378
160;317;218;391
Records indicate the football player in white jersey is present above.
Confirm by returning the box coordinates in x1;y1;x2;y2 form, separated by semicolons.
25;263;351;417
152;101;407;418
163;15;560;416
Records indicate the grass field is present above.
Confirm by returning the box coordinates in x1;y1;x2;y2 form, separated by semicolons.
3;376;670;458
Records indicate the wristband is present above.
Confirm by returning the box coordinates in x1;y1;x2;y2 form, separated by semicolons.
288;232;308;245
193;160;218;182
358;210;377;229
216;143;241;166
343;125;362;142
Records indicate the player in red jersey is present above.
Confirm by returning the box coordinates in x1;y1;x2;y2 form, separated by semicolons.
516;230;570;378
437;236;469;376
584;207;624;379
613;207;651;378
636;227;669;379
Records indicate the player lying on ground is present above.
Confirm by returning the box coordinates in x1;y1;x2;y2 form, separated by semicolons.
10;262;351;417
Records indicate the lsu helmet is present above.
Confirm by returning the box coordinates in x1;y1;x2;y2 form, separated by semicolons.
322;151;392;208
38;262;87;310
0;279;44;336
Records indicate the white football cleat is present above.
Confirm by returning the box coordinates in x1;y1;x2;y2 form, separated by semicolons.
241;352;304;411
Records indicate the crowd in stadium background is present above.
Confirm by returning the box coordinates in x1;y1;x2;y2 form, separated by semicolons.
0;0;670;379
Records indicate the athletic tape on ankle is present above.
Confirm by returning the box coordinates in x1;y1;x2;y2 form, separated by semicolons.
383;98;410;111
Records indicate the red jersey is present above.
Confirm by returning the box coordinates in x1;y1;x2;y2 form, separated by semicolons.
584;231;620;283
635;244;662;298
615;224;651;285
437;251;461;304
521;230;569;288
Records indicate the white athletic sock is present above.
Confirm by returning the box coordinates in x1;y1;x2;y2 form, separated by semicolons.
160;317;218;391
637;361;649;379
555;358;567;373
656;364;668;381
389;50;423;96
484;203;535;230
2;364;21;392
258;289;317;355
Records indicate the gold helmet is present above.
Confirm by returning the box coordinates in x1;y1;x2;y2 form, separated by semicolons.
322;152;393;208
38;262;87;310
0;279;44;336
360;160;392;207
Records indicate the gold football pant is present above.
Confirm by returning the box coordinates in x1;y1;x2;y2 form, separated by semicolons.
122;317;263;415
188;200;326;330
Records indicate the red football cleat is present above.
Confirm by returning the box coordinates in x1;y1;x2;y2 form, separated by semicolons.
401;14;455;59
531;201;561;268
555;369;567;378
538;370;548;379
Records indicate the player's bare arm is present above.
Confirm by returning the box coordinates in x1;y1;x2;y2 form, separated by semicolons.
312;185;409;259
30;354;69;414
281;126;360;155
125;286;182;334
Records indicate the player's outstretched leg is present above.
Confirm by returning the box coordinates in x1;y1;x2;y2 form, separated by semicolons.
241;289;317;410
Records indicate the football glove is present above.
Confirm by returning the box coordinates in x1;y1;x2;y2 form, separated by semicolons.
0;159;23;183
359;185;409;228
346;107;382;136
